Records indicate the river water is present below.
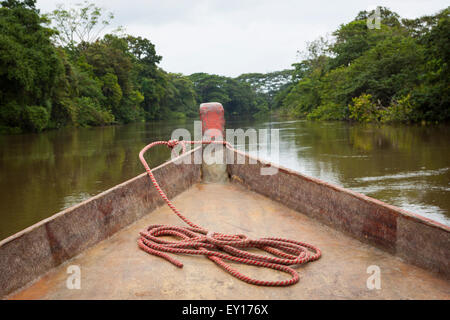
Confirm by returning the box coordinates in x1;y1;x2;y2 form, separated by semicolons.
1;118;449;239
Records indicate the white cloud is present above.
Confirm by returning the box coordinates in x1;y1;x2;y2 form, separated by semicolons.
36;0;449;77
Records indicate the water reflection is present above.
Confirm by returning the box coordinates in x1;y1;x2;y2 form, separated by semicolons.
0;118;449;240
0;120;192;240
227;118;450;226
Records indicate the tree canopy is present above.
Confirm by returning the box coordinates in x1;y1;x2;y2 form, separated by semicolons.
275;6;450;123
0;2;449;133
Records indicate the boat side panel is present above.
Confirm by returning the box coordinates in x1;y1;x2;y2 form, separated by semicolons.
397;217;450;276
0;147;202;298
227;148;450;278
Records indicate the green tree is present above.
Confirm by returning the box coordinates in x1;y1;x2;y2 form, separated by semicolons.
189;73;258;117
237;70;294;111
0;0;62;131
49;0;116;49
280;6;450;123
410;7;450;121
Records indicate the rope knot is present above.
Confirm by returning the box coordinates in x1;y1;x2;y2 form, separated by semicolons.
167;139;179;149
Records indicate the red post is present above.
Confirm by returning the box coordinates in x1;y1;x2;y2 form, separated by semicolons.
198;102;227;182
199;102;225;140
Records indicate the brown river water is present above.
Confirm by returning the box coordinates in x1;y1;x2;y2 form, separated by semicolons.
1;118;449;240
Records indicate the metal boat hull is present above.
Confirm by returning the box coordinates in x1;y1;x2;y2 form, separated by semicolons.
1;146;449;299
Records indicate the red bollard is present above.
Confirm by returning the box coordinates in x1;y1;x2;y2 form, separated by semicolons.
199;102;227;183
199;102;225;140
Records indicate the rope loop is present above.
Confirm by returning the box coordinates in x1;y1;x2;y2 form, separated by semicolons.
138;140;321;286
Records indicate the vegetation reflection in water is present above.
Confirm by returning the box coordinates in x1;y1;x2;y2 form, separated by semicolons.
0;118;449;240
228;118;450;226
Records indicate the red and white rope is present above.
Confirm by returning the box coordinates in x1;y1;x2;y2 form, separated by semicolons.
138;140;321;286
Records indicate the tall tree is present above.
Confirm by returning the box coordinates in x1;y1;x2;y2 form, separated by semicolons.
0;0;62;131
49;0;117;48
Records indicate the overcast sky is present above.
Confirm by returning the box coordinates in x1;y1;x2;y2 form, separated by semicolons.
36;0;448;77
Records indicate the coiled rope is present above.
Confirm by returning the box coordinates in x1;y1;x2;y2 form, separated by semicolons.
138;140;321;286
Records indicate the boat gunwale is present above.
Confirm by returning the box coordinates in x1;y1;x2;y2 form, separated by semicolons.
0;146;203;247
227;146;450;233
4;144;444;247
1;143;448;298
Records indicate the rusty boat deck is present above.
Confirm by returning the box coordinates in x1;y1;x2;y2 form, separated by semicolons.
5;182;450;299
1;101;449;301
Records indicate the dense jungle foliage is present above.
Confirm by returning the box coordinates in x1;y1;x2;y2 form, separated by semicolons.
0;1;448;133
275;6;450;123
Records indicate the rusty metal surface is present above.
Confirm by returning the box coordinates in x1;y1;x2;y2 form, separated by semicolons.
227;148;450;278
8;183;449;300
0;147;202;298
